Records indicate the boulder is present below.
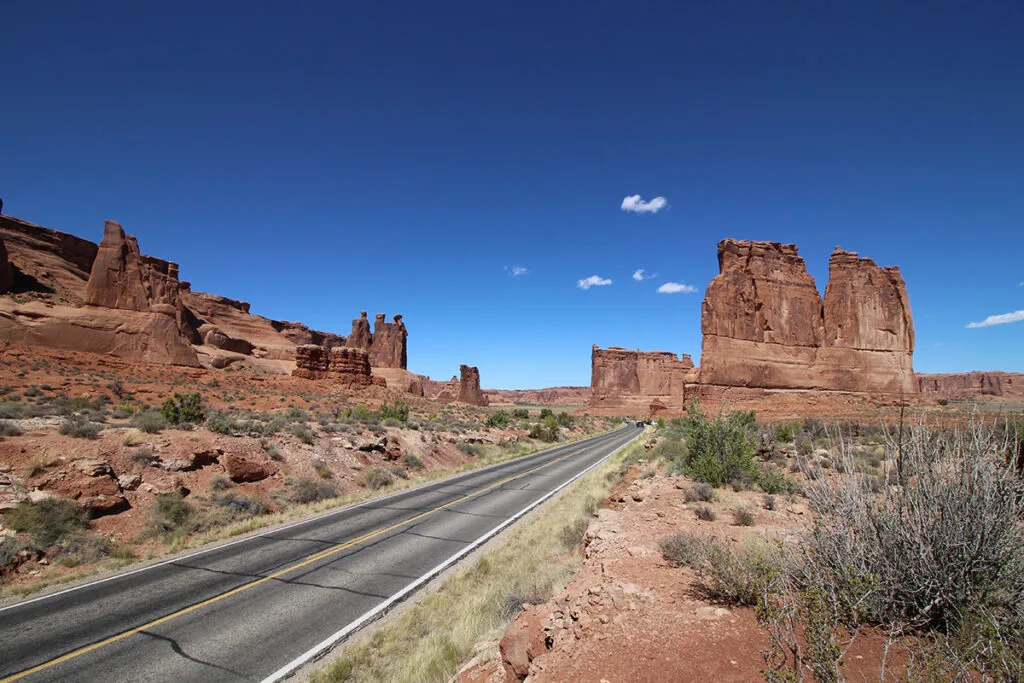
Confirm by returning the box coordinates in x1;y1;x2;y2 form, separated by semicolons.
117;473;142;491
0;239;12;294
79;494;130;517
223;453;271;483
203;327;255;355
499;610;547;680
0;473;28;510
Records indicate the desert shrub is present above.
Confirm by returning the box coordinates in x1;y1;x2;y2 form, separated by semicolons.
511;408;529;420
260;440;281;461
684;482;715;503
0;420;22;437
313;460;333;479
695;505;717;522
290;477;337;504
285;406;311;421
486;410;510;428
757;467;797;495
529;416;560;442
380;417;401;428
106;379;125;398
679;400;759;487
558;517;590;550
457;442;484;457
378;400;409;423
762;494;776;511
555;411;574;428
58;416;102;439
215;492;268;518
129;446;157;465
364;466;395;490
209;475;234;491
291;424;315;445
733;508;756;527
651;439;687;468
161;392;205;425
389;464;410;480
775;422;800;443
130;409;168;433
55;533;112;567
6;498;90;546
150;494;196;534
539;408;554;420
402;453;424;469
113;403;135;417
661;532;781;606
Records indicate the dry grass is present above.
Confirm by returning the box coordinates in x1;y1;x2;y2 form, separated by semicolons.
309;437;647;683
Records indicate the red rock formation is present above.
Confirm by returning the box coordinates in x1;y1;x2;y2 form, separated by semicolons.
916;372;1024;400
699;240;915;394
486;386;591;406
369;313;408;369
292;344;372;387
0;239;12;294
84;221;151;310
589;346;698;414
346;311;372;350
458;365;489;406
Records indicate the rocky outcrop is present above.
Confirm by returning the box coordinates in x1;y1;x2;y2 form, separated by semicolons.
458;365;489;406
917;372;1024;400
0;214;98;300
84;221;151;310
589;347;698;414
699;240;915;394
293;344;372;387
370;314;408;369
0;239;12;294
422;366;489;406
487;386;591;406
346;311;372;350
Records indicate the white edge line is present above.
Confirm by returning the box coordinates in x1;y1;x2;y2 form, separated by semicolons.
260;428;642;683
0;427;627;614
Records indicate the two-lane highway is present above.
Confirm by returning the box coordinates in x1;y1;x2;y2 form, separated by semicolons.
0;425;641;682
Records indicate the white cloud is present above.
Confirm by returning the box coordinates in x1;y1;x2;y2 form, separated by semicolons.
966;310;1024;328
657;282;697;294
621;195;667;214
632;268;656;281
578;275;613;290
511;266;528;277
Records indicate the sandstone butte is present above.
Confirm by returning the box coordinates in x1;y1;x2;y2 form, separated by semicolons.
588;239;1006;414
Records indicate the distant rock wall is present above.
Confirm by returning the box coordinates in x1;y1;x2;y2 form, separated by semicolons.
699;240;915;394
293;344;372;386
917;372;1024;400
589;346;698;414
486;386;591;406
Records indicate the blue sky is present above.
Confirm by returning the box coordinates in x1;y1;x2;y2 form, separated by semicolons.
2;1;1022;388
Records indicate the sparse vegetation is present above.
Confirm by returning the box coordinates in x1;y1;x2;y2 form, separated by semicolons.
58;415;102;439
363;466;395;490
290;477;337;504
5;498;90;546
161;391;205;425
130;409;168;433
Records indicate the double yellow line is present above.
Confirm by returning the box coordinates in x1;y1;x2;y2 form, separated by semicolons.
2;437;607;682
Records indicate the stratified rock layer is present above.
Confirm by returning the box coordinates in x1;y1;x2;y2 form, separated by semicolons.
0;239;12;294
590;346;698;413
699;240;915;394
293;344;372;386
917;372;1024;400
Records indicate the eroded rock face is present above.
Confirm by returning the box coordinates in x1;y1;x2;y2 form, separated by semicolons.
917;372;1024;400
84;221;151;311
293;344;372;387
589;347;698;413
346;311;372;350
699;240;915;394
370;314;408;369
0;239;12;294
458;365;489;406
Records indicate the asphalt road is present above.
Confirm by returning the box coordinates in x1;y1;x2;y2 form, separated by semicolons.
0;425;641;682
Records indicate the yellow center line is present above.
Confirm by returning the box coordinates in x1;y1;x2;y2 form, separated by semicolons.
1;436;614;682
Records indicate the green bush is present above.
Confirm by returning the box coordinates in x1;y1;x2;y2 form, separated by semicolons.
529;415;560;442
511;408;529;420
379;401;409;423
679;400;759;487
56;533;112;567
757;467;797;495
364;466;395;490
161;392;205;425
131;409;168;433
291;424;315;445
215;492;268;518
539;408;554;420
555;411;574;428
457;442;484;457
402;453;424;469
6;498;90;546
774;422;800;443
486;410;510;428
